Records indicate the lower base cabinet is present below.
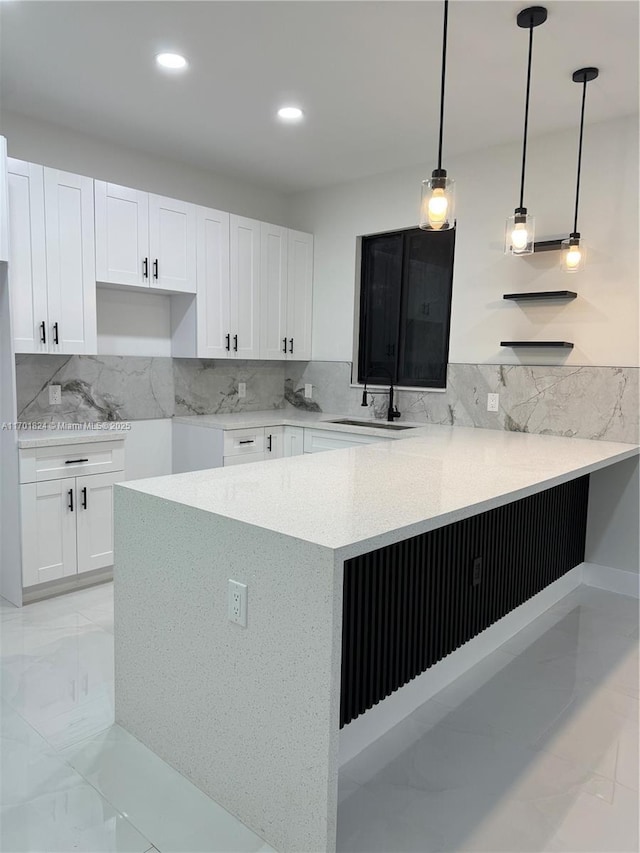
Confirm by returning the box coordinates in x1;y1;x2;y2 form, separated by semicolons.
223;425;284;466
19;441;124;588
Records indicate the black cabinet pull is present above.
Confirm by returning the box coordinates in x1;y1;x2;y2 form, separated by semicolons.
65;458;89;464
53;322;59;345
81;487;87;510
225;333;231;351
282;338;287;354
40;321;46;344
153;259;159;279
68;489;74;512
233;334;238;352
143;257;149;279
238;439;254;445
267;434;272;452
289;338;294;354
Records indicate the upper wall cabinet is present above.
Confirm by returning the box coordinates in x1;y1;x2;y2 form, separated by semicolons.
0;137;9;264
8;159;97;354
229;215;260;359
196;205;231;359
260;227;313;360
95;181;196;294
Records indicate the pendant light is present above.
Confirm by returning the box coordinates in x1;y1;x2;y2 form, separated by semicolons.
505;6;547;255
561;67;599;273
419;0;455;231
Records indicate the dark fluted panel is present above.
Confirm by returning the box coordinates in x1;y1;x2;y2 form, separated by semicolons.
340;476;589;728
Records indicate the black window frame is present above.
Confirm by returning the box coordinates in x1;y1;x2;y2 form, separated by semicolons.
357;226;455;389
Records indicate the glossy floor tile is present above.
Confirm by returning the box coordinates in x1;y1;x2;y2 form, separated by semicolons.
0;583;274;853
338;586;639;853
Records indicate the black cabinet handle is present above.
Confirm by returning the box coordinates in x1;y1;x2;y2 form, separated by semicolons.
81;487;87;510
289;338;294;354
238;439;254;445
153;259;159;280
68;489;74;512
233;334;238;352
53;322;59;345
65;458;89;464
40;321;46;344
225;333;231;351
282;338;287;354
143;257;149;279
267;434;272;452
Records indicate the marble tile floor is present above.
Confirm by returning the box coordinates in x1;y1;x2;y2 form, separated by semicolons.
1;584;637;853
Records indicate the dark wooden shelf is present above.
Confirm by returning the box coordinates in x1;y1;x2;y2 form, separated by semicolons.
532;238;565;253
500;341;574;349
503;290;577;301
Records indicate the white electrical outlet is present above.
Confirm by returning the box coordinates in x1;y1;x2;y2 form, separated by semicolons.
304;383;313;399
238;382;246;398
228;579;247;627
487;393;500;413
48;385;62;405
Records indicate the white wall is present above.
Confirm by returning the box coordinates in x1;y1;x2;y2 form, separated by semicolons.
289;115;639;367
2;110;289;225
123;419;172;481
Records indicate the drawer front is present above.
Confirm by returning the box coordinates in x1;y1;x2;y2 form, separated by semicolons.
223;451;266;467
223;428;265;457
303;429;386;454
20;441;125;484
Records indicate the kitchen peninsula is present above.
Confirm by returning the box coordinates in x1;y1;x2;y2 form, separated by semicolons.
114;425;639;853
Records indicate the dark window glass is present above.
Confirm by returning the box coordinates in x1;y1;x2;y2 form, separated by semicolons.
358;227;455;388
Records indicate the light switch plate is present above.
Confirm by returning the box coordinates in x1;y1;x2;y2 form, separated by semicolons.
238;382;246;398
487;393;499;413
304;384;313;399
48;385;62;405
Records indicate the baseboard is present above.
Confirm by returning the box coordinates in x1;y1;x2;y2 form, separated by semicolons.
22;567;113;605
338;563;584;767
582;561;640;598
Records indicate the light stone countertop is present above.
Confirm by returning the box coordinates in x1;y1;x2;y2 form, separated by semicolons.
16;427;129;448
120;424;639;556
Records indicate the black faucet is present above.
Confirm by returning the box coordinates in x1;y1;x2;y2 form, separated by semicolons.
387;384;401;422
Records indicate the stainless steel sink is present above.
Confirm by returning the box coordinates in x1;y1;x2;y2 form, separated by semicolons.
327;419;415;431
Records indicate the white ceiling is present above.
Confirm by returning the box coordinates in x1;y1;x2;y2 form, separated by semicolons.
1;1;638;193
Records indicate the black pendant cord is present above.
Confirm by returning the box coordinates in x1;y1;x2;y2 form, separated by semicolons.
436;0;449;172
573;78;588;235
518;21;535;210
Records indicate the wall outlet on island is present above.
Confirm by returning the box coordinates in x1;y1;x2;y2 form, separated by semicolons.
48;384;62;405
228;579;247;627
238;382;246;398
304;384;313;399
487;393;499;413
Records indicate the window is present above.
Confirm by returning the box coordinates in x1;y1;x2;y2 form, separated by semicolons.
357;227;455;388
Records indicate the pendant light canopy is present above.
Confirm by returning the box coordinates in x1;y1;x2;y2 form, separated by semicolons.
561;66;599;273
505;6;547;255
420;0;455;231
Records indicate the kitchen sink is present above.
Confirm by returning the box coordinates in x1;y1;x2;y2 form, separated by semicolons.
328;419;416;431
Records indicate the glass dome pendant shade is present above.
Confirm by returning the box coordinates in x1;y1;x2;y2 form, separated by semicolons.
419;0;455;232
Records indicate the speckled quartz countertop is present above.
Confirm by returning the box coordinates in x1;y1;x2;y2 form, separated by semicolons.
16;427;129;448
120;425;639;556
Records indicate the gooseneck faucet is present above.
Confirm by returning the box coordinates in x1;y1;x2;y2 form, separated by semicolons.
361;375;402;422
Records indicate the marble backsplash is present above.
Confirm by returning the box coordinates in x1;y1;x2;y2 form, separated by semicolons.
15;355;639;445
285;361;640;445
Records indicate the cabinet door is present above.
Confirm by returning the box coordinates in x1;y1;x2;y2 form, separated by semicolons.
21;478;77;587
196;206;231;358
283;426;304;457
7;159;48;353
44;169;97;354
149;194;196;294
95;181;149;287
286;230;313;360
260;223;288;360
0;137;8;264
265;425;284;459
230;215;260;359
76;472;119;574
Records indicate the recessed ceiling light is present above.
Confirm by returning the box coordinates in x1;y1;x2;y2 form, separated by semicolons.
277;106;304;121
156;53;188;71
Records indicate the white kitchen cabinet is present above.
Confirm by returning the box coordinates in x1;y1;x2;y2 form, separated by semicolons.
265;425;284;459
95;182;196;294
303;428;388;453
20;477;78;588
8;159;96;354
230;215;260;358
286;230;313;360
260;223;288;359
19;440;124;588
196;206;230;358
283;426;304;457
0;136;9;263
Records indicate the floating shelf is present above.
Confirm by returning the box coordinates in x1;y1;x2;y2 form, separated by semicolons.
503;290;577;301
501;341;574;349
532;238;565;253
